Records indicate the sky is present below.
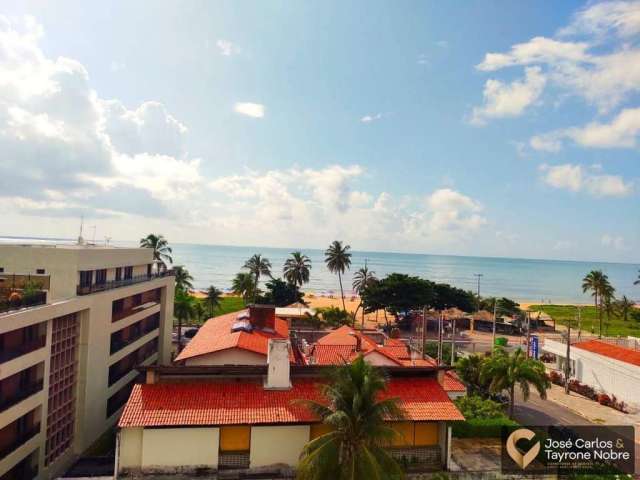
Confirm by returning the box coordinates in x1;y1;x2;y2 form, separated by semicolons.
0;0;639;263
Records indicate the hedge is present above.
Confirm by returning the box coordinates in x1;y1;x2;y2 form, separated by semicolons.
452;417;519;438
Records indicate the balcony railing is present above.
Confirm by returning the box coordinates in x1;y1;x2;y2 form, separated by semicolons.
0;290;47;315
76;270;174;296
0;337;47;364
0;380;44;413
108;340;158;386
0;424;40;459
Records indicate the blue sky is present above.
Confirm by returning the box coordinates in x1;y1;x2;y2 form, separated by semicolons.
1;1;639;263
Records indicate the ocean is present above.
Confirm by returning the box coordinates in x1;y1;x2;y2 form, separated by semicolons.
1;237;638;303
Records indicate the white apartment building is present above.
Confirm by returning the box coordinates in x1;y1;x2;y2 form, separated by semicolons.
0;243;175;480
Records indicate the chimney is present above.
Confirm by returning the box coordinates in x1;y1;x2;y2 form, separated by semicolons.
265;339;291;390
436;368;445;387
249;304;276;331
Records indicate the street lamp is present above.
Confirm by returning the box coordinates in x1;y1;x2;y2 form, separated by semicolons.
473;273;483;311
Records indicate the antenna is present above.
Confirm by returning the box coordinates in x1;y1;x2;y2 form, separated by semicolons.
104;236;112;247
77;215;85;245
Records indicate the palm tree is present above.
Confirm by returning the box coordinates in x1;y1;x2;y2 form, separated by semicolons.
617;295;635;322
174;290;196;352
352;262;376;328
634;270;640;285
283;252;312;288
324;241;352;311
455;354;487;397
582;270;610;338
243;254;272;304
205;285;222;316
140;234;173;271
174;266;194;294
232;272;255;304
296;356;404;480
481;348;550;419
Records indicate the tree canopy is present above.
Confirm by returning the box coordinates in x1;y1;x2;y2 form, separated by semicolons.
257;277;304;307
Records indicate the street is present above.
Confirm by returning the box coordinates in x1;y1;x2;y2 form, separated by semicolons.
513;390;592;426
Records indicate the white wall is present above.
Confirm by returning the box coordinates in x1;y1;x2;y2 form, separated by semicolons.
543;339;640;407
141;427;219;468
185;348;267;366
250;425;310;468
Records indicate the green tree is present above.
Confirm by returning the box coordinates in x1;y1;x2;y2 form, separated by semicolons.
318;306;354;327
139;234;173;271
296;356;405;480
361;274;434;318
617;296;635;322
243;254;272;304
352;262;377;327
582;270;612;338
232;272;255;304
424;342;455;366
455;354;489;396
258;278;304;306
174;290;196;351
174;266;194;294
324;241;352;311
205;285;222;316
283;252;312;288
478;297;521;317
433;284;476;312
481;348;550;419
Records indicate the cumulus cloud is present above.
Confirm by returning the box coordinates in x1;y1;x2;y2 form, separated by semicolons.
539;163;633;197
601;233;627;250
469;67;546;125
234;102;265;118
360;113;383;123
216;39;240;56
473;1;640;127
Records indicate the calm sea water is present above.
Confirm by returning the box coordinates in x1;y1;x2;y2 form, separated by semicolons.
1;237;638;303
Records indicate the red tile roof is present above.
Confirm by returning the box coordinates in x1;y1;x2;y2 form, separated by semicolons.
175;310;290;362
118;377;464;428
574;340;640;368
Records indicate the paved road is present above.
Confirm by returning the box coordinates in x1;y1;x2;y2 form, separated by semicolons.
513;390;593;426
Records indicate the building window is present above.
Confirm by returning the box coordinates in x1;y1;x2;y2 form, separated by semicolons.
79;270;92;287
147;264;152;277
36;268;45;274
95;269;107;285
115;267;122;281
133;293;143;307
0;267;4;273
124;266;133;280
219;426;251;452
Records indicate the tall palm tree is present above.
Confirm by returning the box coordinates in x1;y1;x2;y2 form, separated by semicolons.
243;254;272;304
232;272;256;304
174;290;196;352
324;241;352;311
582;270;610;338
617;295;635;322
296;356;404;480
205;285;222;316
481;348;550;419
174;266;194;294
139;234;173;271
283;252;312;288
352;262;376;328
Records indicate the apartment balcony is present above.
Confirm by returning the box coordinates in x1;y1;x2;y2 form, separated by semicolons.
76;270;174;296
0;424;40;460
110;316;159;355
0;379;44;413
0;335;46;364
0;288;47;315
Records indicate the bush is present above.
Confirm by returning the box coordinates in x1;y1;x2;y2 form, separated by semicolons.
318;306;354;327
454;395;504;420
540;352;556;363
452;417;519;438
548;370;564;386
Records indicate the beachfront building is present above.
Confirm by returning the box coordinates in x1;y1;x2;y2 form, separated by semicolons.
174;305;305;366
542;338;640;408
0;243;175;480
306;325;466;399
116;339;464;477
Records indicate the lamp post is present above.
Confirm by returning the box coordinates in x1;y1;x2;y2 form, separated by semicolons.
473;273;483;311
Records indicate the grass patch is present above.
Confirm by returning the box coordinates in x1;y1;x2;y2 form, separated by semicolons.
199;296;246;317
452;417;519;438
528;304;640;337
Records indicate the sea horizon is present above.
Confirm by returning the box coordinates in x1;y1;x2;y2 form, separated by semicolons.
2;235;639;304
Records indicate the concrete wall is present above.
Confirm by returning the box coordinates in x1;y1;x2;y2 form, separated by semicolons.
363;350;401;366
544;339;640;407
118;427;143;468
141;428;219;468
249;425;310;468
185;349;267;366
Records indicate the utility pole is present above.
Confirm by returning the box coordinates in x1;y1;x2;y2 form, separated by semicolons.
421;306;427;360
437;312;443;365
451;318;456;365
565;318;572;395
525;311;531;358
492;301;498;348
473;273;483;311
577;306;582;341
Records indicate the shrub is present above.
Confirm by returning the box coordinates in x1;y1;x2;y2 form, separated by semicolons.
318;306;354;327
548;370;564;386
452;417;519;438
540;352;556;363
597;393;611;406
454;395;504;420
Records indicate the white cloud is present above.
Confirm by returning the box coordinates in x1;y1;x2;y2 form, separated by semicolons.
435;40;449;48
360;113;383;123
216;39;240;56
539;163;633;197
530;132;563;152
234;102;265;118
601;234;627;250
469;67;546;125
560;1;640;39
423;188;486;232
